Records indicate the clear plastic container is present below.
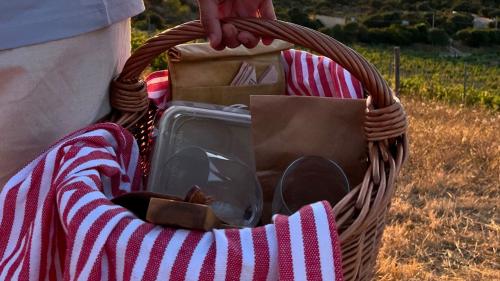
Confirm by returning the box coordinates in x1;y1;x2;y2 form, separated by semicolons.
147;102;262;227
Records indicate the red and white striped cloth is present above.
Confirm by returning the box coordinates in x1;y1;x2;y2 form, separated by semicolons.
0;123;344;280
146;49;363;108
0;49;359;281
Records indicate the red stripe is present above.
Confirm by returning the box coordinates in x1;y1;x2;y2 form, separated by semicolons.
141;228;177;281
49;217;67;280
199;243;216;281
251;227;270;281
170;231;205;280
318;56;333;97
321;201;344;281
145;70;169;81
0;185;21;262
88;251;103;280
306;52;321;97
294;51;311;96
0;159;45;270
62;199;114;280
282;50;302;96
5;225;33;280
35;188;58;280
104;219;132;281
60;183;95;225
147;82;169;93
225;229;243;281
274;214;294;280
329;62;342;98
54;150;115;187
354;79;364;99
122;224;157;281
337;65;350;99
74;207;125;280
300;205;322;280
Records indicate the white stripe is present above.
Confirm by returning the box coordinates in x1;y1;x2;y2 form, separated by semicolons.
155;230;189;281
64;159;123;181
1;173;32;261
9;226;34;280
280;53;295;96
62;169;100;188
27;148;57;279
335;64;346;98
289;212;307;280
147;76;169;85
66;191;105;225
64;174;100;193
115;220;143;281
44;215;56;281
126;143;140;192
300;51;311;94
129;227;163;281
148;90;167;99
77;211;131;281
311;203;336;281
185;233;214;281
69;205;121;279
213;229;229;281
239;228;255;280
322;59;335;97
11;255;23;280
265;225;278;281
55;147;112;181
289;50;308;96
0;230;28;280
101;253;109;281
343;69;358;99
312;55;325;97
58;189;78;217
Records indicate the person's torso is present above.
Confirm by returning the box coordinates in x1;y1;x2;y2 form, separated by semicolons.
0;0;144;50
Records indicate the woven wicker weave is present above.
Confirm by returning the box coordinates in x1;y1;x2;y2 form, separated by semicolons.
109;18;408;281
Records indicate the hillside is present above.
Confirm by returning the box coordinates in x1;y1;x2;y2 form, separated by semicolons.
134;1;500;47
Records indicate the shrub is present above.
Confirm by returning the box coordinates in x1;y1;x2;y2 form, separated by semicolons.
452;1;481;13
363;12;401;28
416;2;432;11
407;23;429;43
427;28;450;45
288;8;323;30
444;13;473;34
320;25;348;43
455;29;496;47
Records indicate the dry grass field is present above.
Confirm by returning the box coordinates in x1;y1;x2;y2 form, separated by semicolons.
375;96;499;280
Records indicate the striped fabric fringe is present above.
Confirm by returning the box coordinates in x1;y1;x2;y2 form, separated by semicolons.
146;49;363;109
0;123;343;280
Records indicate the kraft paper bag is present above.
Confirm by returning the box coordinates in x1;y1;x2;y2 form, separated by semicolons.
167;40;293;106
250;95;369;222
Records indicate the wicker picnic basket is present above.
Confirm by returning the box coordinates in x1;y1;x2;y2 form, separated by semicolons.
109;18;408;281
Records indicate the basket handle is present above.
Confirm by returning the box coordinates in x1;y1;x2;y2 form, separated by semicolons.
111;18;406;142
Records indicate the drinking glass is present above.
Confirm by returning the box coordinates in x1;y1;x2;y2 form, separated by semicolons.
272;156;350;215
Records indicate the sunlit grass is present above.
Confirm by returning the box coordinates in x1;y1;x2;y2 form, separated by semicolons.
376;96;500;280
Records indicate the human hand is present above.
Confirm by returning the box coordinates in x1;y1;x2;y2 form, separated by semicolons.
197;0;276;50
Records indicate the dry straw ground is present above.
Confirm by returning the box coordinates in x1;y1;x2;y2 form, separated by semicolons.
375;96;499;280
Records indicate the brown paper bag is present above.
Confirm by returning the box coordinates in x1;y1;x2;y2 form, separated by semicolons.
167;40;293;106
250;95;369;222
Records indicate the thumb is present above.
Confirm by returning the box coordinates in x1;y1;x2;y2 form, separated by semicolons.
198;0;222;48
259;0;277;20
258;0;276;45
